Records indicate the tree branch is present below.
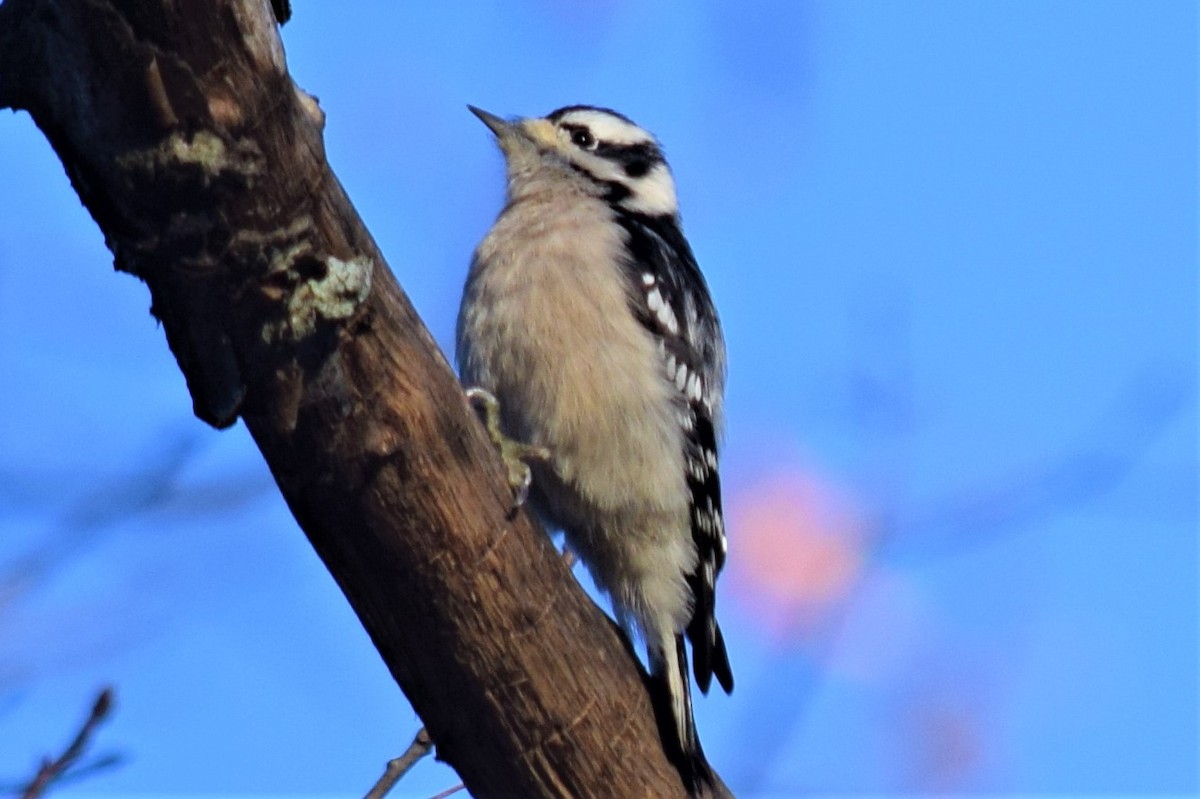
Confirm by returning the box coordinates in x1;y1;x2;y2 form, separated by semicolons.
19;688;116;799
0;0;731;796
363;728;434;799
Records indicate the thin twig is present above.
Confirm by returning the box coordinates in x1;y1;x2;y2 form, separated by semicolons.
20;688;115;799
363;727;434;799
427;784;466;799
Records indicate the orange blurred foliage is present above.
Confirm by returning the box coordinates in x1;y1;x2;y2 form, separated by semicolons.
726;467;869;642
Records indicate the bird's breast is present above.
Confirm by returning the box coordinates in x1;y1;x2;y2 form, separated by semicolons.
460;195;688;516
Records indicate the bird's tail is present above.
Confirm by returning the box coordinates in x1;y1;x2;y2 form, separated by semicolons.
649;632;714;793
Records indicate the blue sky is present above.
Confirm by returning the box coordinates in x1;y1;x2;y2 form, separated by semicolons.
0;1;1195;796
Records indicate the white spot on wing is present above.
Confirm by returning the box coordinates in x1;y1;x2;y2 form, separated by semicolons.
674;361;688;391
682;294;701;349
658;303;679;335
647;287;663;313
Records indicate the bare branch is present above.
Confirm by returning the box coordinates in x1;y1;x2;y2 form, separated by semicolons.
19;688;116;799
364;728;433;799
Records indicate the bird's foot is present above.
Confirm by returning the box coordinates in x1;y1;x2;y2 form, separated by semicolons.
466;387;551;515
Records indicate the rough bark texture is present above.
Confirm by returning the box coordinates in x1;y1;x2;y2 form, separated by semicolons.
0;1;733;797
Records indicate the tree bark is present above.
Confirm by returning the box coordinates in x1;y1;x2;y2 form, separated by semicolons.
0;1;732;797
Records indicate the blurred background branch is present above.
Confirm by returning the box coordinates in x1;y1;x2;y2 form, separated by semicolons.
9;688;119;799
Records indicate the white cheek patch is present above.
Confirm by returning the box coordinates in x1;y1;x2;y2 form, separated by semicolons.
621;163;678;216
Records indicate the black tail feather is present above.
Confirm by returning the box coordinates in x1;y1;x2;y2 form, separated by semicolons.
686;593;734;696
708;622;733;694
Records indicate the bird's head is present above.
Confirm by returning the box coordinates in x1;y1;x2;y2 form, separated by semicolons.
469;104;679;217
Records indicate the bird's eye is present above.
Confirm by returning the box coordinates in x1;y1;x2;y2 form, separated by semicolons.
570;128;597;150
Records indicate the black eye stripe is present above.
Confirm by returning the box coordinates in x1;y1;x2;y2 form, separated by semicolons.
556;121;664;176
595;140;657;160
596;141;663;175
624;159;651;178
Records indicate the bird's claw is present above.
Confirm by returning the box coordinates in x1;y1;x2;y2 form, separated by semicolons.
466;387;551;516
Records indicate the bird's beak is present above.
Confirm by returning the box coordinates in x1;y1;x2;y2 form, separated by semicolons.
468;105;558;154
468;105;513;138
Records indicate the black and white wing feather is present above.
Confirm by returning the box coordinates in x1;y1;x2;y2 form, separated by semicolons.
615;209;734;696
